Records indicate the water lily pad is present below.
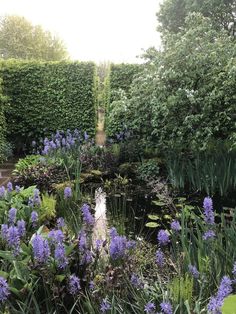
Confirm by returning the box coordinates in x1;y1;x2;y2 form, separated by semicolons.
145;222;159;228
148;214;159;220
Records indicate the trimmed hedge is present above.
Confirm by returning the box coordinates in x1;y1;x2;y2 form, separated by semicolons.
0;60;96;150
0;77;6;163
109;63;143;103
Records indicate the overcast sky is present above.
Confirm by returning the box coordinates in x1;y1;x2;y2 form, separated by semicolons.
0;0;161;63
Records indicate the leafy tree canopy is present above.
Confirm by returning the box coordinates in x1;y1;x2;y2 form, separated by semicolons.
0;15;68;61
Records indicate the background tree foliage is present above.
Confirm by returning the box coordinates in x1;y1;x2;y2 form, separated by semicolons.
157;0;236;35
0;15;68;61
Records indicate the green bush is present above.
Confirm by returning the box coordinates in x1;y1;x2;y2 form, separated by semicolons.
0;60;97;151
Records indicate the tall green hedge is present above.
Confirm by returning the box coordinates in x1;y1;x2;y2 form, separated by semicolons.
109;63;143;103
0;77;6;162
0;60;96;150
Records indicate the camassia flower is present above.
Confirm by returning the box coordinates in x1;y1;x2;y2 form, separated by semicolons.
32;234;50;264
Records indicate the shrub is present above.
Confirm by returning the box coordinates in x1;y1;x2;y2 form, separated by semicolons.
0;60;96;151
137;159;160;182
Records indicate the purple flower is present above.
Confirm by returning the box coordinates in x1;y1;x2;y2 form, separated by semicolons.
32;234;50;264
33;189;41;206
203;230;215;241
1;224;8;240
0;277;10;302
55;243;68;269
42;145;50;155
7;226;20;255
56;217;65;229
89;280;95;290
130;273;143;288
144;302;156;313
64;187;72;199
31;211;38;226
126;240;136;249
171;220;181;232
8;207;17;225
156;249;164;267
157;230;170;246
160;302;173;314
81;204;94;226
208;276;232;313
203;197;215;225
188;265;200;279
109;235;127;260
48;229;64;244
69;274;80;295
78;230;87;252
7;182;13;192
80;250;93;265
109;227;118;238
95;239;103;251
17;220;26;237
15;185;21;193
0;186;5;198
100;299;111;313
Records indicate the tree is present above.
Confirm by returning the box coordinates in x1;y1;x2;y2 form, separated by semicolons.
0;15;68;61
157;0;236;35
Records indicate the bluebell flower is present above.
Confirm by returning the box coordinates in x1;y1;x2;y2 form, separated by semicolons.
31;211;38;227
69;274;80;295
208;276;232;313
203;230;215;241
8;207;17;225
64;187;72;199
32;234;50;264
7;182;13;192
78;230;87;252
109;235;127;260
130;273;143;288
81;204;94;226
7;226;20;255
56;217;65;229
157;230;170;246
144;302;156;313
171;220;181;231
0;277;9;302
109;227;118;238
0;186;5;198
160;301;173;314
17;220;26;237
80;250;93;265
1;224;8;240
55;243;68;269
48;229;64;244
100;298;111;313
188;265;200;279
156;249;164;267
203;197;215;225
15;185;21;193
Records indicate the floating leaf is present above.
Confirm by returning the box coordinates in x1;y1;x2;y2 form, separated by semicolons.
222;295;236;314
152;200;165;206
145;222;159;228
148;214;159;221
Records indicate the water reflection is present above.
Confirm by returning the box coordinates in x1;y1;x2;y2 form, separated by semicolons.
93;188;108;243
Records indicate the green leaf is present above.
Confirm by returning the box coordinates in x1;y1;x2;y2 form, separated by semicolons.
147;214;160;220
152;200;165;206
145;222;159;228
222;295;236;314
55;275;66;282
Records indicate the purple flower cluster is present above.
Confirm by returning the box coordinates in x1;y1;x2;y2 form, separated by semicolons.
203;230;215;241
157;230;170;246
17;220;26;237
0;186;5;198
130;273;144;288
7;182;13;192
0;277;9;302
48;229;64;244
171;220;181;232
1;220;26;256
208;276;232;313
144;302;156;313
188;265;200;279
203;197;215;225
160;302;173;314
31;211;38;227
32;234;50;264
100;299;111;313
109;235;127;260
57;217;65;229
55;243;68;269
69;274;81;295
81;204;94;226
156;249;165;267
8;207;17;225
64;187;72;199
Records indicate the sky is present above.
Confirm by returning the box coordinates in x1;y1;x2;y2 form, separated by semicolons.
0;0;161;63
